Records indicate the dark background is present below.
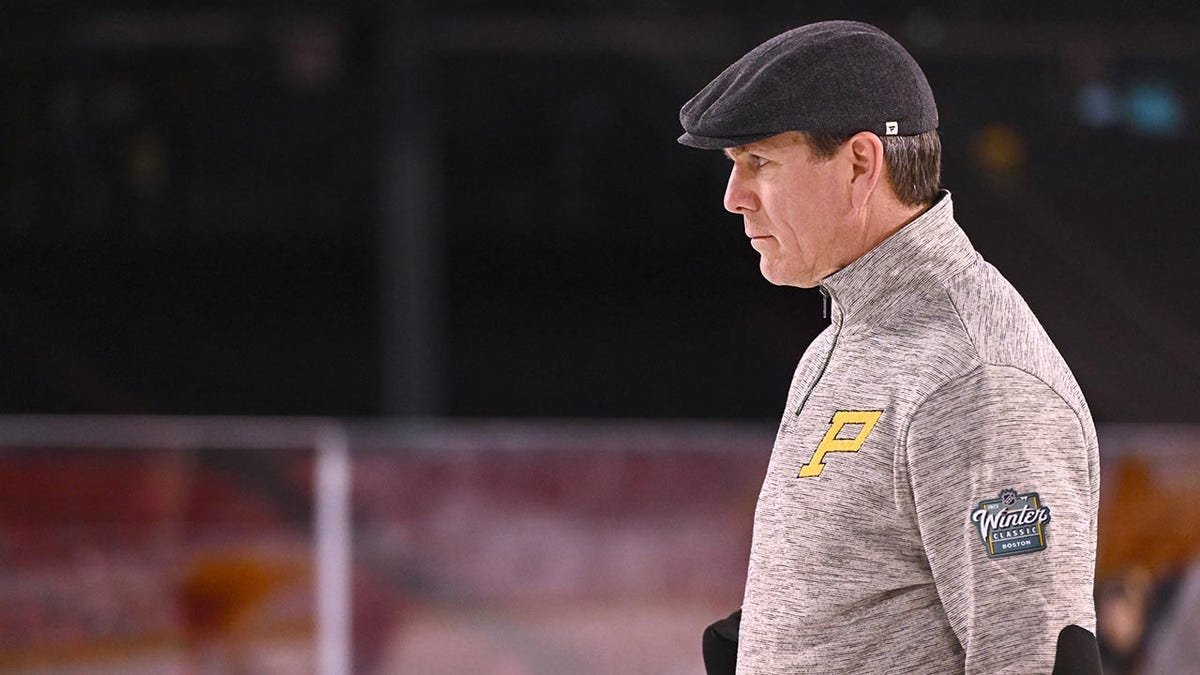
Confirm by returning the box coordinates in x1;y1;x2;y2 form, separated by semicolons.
2;2;1198;421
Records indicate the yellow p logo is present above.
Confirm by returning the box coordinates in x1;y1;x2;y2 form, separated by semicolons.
798;410;883;477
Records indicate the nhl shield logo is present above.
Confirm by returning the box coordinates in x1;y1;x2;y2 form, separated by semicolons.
969;489;1051;558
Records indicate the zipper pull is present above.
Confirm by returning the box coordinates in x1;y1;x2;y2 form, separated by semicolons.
819;287;829;320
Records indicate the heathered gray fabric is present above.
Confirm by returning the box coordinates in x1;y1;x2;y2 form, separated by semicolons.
737;192;1099;674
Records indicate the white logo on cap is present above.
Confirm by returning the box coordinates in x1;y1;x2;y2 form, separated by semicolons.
885;121;899;135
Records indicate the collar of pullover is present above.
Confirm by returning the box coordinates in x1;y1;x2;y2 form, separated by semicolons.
819;191;976;326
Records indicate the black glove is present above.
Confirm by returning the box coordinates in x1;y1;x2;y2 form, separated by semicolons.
702;608;741;675
1052;624;1102;675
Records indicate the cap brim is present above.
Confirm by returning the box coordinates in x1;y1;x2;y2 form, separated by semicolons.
676;130;777;150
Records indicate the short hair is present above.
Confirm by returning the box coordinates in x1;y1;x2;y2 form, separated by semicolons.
804;129;942;207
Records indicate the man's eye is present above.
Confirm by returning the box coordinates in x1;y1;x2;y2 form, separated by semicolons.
750;154;768;168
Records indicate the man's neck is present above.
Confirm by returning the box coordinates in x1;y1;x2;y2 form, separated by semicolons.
869;200;929;251
838;198;930;272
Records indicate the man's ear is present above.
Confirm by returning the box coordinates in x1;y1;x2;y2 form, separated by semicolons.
846;131;885;210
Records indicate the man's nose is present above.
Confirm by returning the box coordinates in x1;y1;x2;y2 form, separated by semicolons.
723;167;759;214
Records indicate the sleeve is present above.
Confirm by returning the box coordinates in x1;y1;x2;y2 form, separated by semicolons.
903;364;1098;674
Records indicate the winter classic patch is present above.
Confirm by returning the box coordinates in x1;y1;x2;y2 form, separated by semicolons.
969;489;1051;558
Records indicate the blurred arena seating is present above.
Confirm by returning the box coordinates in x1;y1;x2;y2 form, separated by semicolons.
0;419;1195;674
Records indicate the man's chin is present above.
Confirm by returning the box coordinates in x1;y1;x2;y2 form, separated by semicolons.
758;261;815;288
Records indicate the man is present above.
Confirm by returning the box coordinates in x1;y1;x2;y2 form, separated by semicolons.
679;21;1101;674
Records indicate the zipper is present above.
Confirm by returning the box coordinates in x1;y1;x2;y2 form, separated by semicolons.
793;285;840;419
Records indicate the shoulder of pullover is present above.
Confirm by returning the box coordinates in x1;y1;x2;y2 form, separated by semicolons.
948;259;1090;420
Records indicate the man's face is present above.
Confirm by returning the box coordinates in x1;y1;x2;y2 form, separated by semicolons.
723;132;854;288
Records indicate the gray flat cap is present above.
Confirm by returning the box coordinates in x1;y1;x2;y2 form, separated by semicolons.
678;20;938;149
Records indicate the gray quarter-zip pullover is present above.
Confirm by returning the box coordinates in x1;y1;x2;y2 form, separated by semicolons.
737;192;1099;674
